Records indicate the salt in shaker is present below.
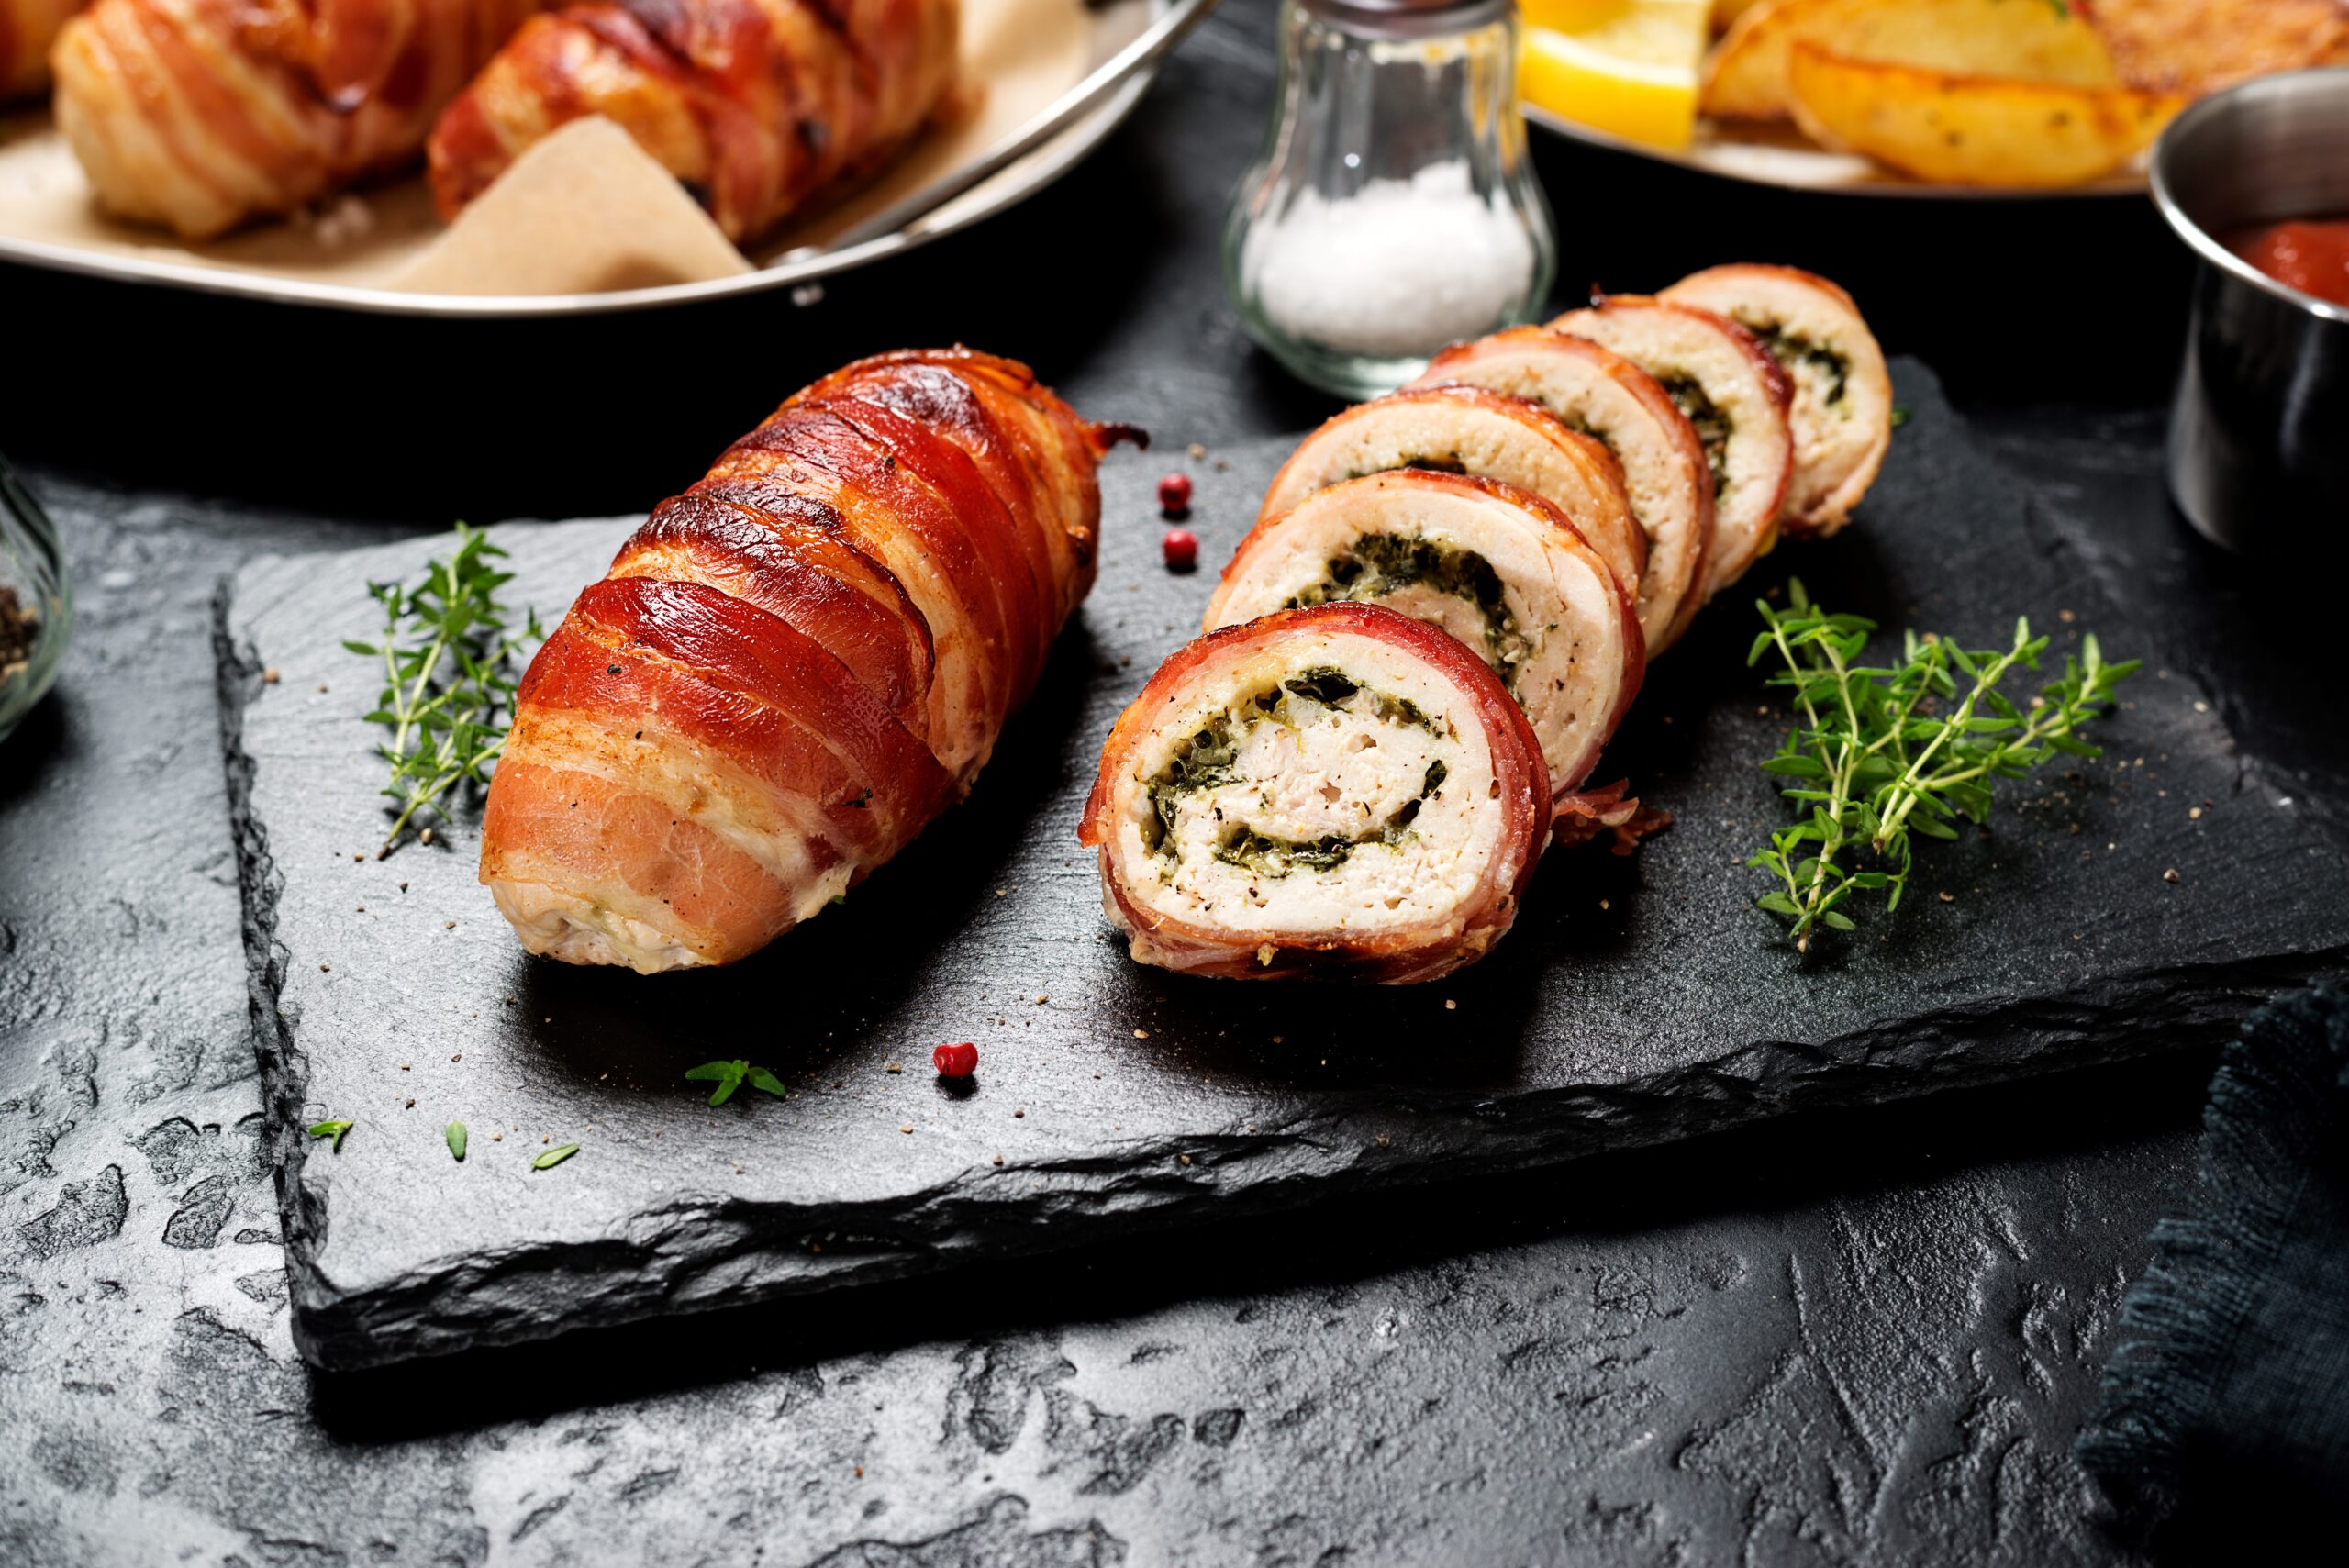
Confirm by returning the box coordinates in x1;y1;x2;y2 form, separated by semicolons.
1224;0;1558;399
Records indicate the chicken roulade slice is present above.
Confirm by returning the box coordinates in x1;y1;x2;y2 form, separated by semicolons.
1204;471;1641;798
1412;329;1712;654
1659;264;1891;539
1080;603;1549;984
1257;386;1644;611
482;348;1135;974
1548;295;1794;602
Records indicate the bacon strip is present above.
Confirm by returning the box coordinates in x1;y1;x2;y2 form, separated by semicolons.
482;348;1137;973
427;0;957;243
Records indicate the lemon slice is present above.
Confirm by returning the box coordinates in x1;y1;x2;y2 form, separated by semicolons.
1520;0;1712;151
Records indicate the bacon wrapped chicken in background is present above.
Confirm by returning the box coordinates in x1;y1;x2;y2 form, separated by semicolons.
428;0;961;243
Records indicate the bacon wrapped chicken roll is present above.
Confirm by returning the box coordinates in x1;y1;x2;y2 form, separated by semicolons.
50;0;544;239
1257;386;1645;614
1205;471;1642;798
1548;295;1794;601
3;0;85;96
1413;329;1713;653
428;0;959;244
481;348;1134;973
1080;603;1550;984
1659;264;1891;539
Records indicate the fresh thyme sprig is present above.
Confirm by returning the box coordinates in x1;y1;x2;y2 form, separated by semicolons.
1745;580;2139;952
344;524;541;858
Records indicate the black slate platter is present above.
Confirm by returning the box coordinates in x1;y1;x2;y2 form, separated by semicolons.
219;361;2349;1369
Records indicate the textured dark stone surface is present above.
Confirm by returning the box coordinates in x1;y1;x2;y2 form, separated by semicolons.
218;361;2349;1370
5;2;2345;1560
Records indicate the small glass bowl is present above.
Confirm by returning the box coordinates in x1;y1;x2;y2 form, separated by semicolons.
0;454;72;745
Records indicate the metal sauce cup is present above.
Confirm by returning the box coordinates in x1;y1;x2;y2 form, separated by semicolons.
2152;68;2349;556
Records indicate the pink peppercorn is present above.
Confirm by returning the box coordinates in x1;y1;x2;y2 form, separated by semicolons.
1162;528;1199;572
932;1041;979;1078
1157;472;1193;517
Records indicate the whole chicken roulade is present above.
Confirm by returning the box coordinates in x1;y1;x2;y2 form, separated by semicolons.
50;0;546;239
428;0;961;244
481;348;1137;973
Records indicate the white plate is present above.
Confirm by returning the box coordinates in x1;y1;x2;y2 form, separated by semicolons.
0;0;1201;315
1525;102;2148;199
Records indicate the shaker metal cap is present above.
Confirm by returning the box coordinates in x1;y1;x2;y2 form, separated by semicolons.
1300;0;1510;37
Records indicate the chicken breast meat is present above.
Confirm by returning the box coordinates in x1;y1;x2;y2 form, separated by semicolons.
1208;470;1642;798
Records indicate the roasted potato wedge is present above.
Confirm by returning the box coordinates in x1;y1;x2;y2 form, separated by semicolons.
1704;0;2120;122
1785;42;2185;185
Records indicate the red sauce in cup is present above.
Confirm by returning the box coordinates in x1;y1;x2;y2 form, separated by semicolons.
2225;217;2349;307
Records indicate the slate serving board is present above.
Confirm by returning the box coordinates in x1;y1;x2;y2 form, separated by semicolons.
218;361;2349;1369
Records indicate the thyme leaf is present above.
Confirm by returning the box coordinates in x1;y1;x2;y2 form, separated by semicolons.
1744;580;2139;952
446;1121;467;1162
532;1144;580;1171
685;1059;789;1106
307;1118;353;1153
346;523;541;858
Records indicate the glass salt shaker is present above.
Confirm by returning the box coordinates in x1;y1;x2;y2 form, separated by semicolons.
1224;0;1557;400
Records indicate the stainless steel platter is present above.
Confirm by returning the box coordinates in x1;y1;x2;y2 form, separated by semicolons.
0;0;1216;316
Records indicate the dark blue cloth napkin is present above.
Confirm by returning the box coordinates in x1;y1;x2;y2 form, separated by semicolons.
2078;986;2349;1546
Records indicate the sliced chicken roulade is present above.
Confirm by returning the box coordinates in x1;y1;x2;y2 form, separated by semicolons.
1548;295;1794;602
1205;471;1641;797
1412;329;1712;654
1257;386;1644;612
1080;603;1549;984
1659;264;1891;538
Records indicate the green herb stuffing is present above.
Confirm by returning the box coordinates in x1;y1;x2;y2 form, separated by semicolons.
1213;760;1450;879
1336;454;1469;484
1658;374;1733;496
1284;535;1528;684
1139;714;1241;856
345;523;543;859
1743;320;1851;407
1745;580;2138;952
1141;669;1447;867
